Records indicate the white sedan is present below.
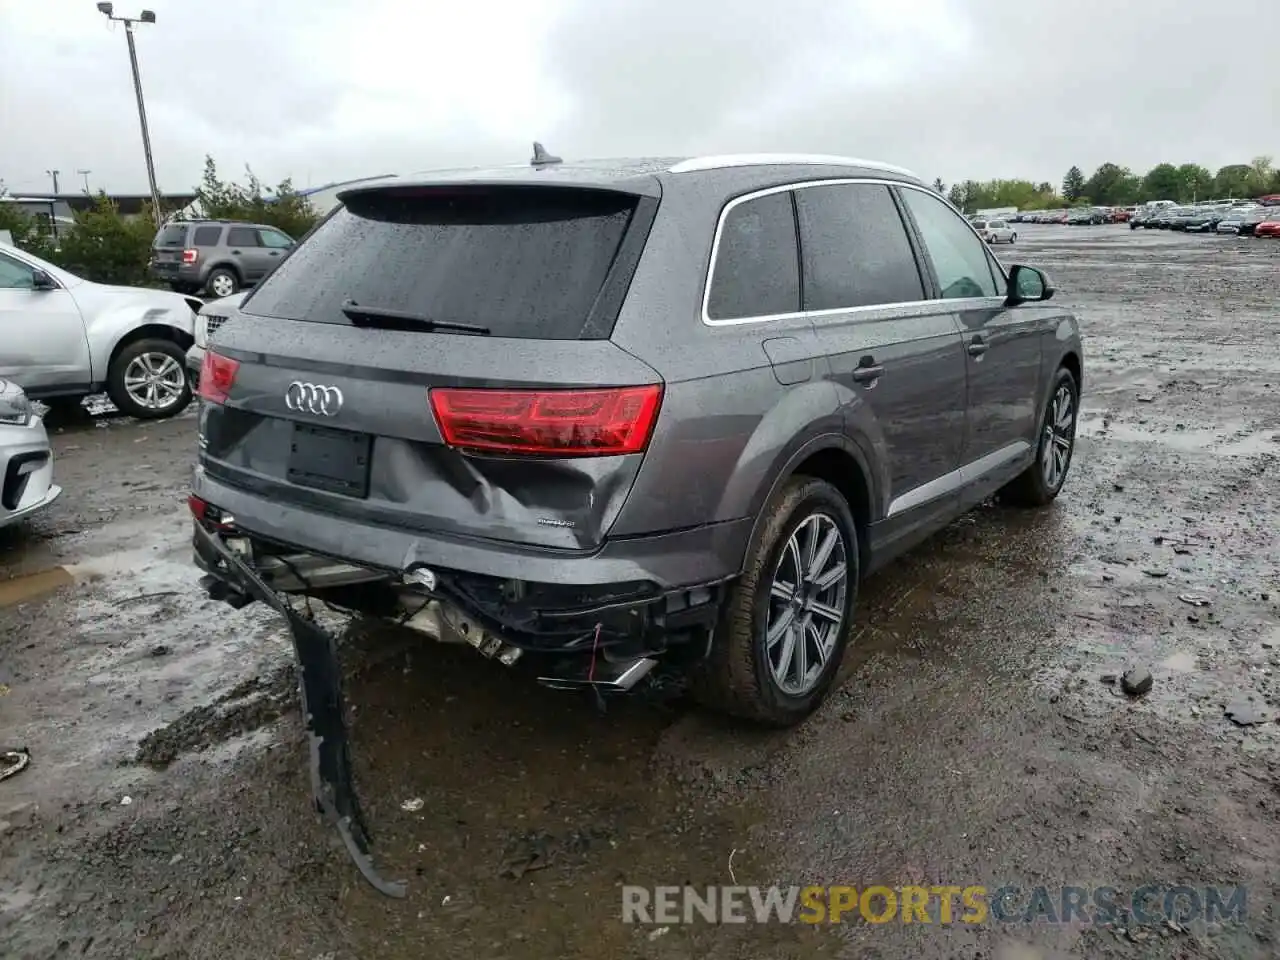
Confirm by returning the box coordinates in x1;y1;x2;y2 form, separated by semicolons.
0;379;61;528
981;219;1017;244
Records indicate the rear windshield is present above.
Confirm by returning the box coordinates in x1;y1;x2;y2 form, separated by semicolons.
244;186;640;339
154;224;187;247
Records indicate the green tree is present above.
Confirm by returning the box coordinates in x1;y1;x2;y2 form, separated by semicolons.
0;202;57;260
1062;166;1085;202
1213;164;1253;198
1176;163;1212;202
1141;164;1181;202
190;156;319;240
51;195;157;286
1248;155;1275;196
932;177;947;195
1083;163;1140;205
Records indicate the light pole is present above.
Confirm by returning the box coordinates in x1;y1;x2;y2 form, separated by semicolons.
77;169;93;193
96;3;163;225
46;169;61;193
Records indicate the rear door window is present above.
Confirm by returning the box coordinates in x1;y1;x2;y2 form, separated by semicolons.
226;227;260;247
154;224;187;248
706;191;800;321
898;188;1001;299
245;186;641;339
793;182;925;311
192;226;222;246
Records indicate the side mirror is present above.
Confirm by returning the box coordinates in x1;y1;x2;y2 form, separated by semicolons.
30;269;58;291
1006;264;1054;305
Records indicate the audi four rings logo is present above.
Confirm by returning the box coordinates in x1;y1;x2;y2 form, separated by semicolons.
285;381;344;416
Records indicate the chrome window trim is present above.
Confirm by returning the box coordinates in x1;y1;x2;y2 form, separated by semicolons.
670;153;919;179
700;177;1006;327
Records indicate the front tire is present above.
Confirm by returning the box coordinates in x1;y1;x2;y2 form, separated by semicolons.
691;476;859;727
106;338;192;420
1000;366;1079;507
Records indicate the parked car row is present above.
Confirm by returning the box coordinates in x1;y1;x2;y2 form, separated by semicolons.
1129;202;1280;236
1011;207;1134;225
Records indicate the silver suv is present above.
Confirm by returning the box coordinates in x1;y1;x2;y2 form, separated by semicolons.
188;152;1083;894
148;219;295;298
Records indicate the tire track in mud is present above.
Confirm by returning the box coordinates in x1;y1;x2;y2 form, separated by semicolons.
134;664;298;769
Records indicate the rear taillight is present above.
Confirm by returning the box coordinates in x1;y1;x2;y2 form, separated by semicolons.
182;248;199;264
189;494;235;530
197;350;240;404
429;385;663;457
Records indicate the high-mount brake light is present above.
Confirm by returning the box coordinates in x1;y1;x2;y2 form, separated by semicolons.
429;385;663;457
197;350;240;404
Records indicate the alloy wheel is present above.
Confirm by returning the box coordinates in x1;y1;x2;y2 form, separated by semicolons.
764;512;849;697
1040;383;1075;490
124;351;186;411
210;274;236;298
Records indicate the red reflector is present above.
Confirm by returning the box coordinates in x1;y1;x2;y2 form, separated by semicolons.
429;385;663;457
182;248;198;264
188;494;208;520
197;350;240;404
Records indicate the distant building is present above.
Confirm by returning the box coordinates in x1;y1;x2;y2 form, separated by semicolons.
1;191;197;238
295;175;398;215
167;174;398;222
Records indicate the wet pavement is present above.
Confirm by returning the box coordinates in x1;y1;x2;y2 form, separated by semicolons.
2;225;1279;959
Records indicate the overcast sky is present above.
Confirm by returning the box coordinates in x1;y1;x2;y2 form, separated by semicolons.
2;0;1277;196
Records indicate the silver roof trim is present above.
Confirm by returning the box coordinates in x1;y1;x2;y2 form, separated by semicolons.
668;153;919;179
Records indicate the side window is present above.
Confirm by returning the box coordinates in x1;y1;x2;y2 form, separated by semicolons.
793;183;925;311
192;226;222;246
226;227;260;247
899;189;1001;299
258;229;293;249
0;252;36;289
706;191;800;321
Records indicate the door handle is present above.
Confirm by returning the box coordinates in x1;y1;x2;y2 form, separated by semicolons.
851;357;884;384
231;250;242;255
269;251;280;257
967;338;989;357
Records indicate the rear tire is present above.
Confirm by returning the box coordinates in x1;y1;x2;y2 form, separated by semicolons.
1000;366;1079;507
106;338;192;420
1010;233;1017;244
690;476;859;727
206;268;239;299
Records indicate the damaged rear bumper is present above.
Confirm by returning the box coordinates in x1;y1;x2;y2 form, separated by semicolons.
192;520;408;898
190;496;732;895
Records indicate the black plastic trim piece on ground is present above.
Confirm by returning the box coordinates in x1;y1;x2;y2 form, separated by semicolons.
190;521;408;898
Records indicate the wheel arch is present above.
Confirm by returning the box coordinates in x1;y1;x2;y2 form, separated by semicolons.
107;323;195;374
205;261;244;284
743;436;876;578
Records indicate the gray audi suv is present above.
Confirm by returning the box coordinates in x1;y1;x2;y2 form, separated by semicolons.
188;150;1083;894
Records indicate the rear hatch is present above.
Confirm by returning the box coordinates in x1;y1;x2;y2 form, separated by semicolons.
152;223;188;265
197;183;663;552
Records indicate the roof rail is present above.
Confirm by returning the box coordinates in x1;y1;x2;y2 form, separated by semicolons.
668;153;918;179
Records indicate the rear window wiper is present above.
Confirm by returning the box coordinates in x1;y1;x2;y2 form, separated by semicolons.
340;298;491;336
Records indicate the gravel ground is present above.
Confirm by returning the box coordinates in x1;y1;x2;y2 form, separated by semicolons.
1;225;1278;960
